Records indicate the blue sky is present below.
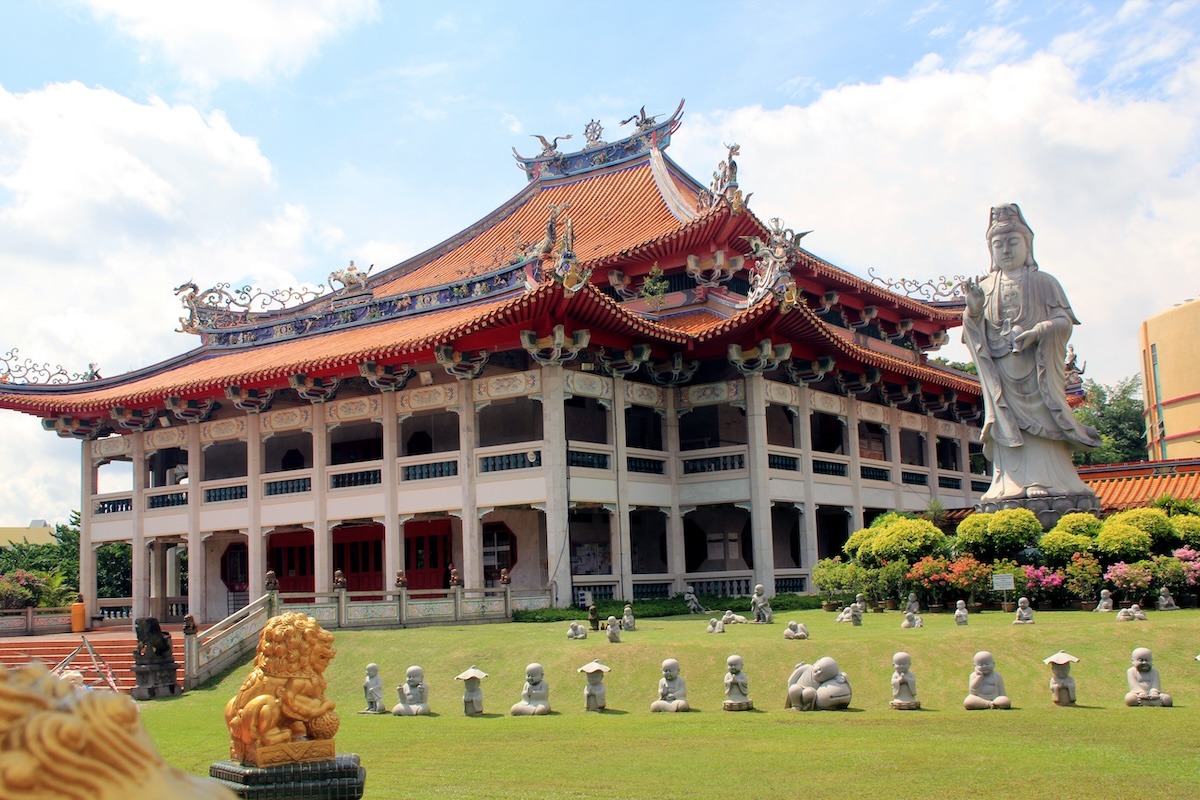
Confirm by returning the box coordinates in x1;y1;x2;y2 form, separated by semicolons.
1;0;1198;526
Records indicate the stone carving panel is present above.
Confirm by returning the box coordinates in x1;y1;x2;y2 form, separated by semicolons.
398;383;457;412
899;411;926;431
764;380;800;407
94;436;131;458
625;382;665;408
474;370;539;401
563;370;612;400
677;380;743;408
326;395;381;423
809;390;847;416
201;417;247;443
935;419;958;437
858;402;888;423
145;428;187;450
261;406;312;433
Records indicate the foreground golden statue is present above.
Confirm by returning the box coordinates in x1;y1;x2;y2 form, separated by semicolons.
0;663;234;799
224;612;340;767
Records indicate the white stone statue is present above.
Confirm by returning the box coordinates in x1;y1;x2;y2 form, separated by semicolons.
455;665;488;717
1125;647;1172;707
606;616;621;643
905;592;920;615
1155;586;1179;611
954;599;969;625
890;652;920;710
964;651;1011;710
650;658;690;712
510;663;551;716
1013;596;1035;624
835;605;862;625
783;620;809;640
1044;651;1079;706
578;660;610;712
361;663;385;714
962;204;1101;516
786;657;852;711
1116;603;1147;621
706;617;725;634
566;621;588;639
721;609;748;625
852;593;868;615
1094;588;1113;612
392;665;430;716
621;604;637;631
722;654;752;711
750;584;774;623
683;585;705;614
900;611;923;629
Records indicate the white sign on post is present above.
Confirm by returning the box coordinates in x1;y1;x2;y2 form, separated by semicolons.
992;573;1016;592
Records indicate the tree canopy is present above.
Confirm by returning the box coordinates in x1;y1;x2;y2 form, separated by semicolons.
1072;374;1147;465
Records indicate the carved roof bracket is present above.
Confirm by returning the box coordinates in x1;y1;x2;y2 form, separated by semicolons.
783;355;836;385
41;415;107;439
921;330;950;352
888;319;915;343
521;326;590;366
849;306;879;330
686;250;742;288
288;374;340;404
836;368;882;396
359;361;413;392
165;396;220;423
728;339;792;375
110;406;159;432
435;346;489;380
920;389;956;415
883;381;922;408
647;352;699;387
954;401;983;423
225;386;276;412
597;344;651;376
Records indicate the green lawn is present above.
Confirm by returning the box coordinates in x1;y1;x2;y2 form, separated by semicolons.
142;609;1200;799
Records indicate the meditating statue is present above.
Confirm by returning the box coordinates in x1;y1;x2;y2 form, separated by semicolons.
786;657;852;711
900;611;923;629
578;660;610;712
588;604;600;631
1125;647;1172;707
962;204;1101;519
455;665;488;717
510;663;551;715
361;663;385;714
954;599;969;625
683;585;705;614
964;651;1011;710
1013;596;1035;624
721;609;748;625
393;665;430;716
606;616;622;643
1116;603;1147;621
852;593;868;616
1155;586;1179;611
706;617;725;633
722;654;753;711
905;592;921;614
890;652;920;710
622;604;637;631
783;620;809;640
650;658;690;712
567;621;588;639
1044;651;1079;706
835;605;862;625
1094;588;1113;612
750;584;774;623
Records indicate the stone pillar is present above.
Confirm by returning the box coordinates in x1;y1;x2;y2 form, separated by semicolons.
611;377;633;601
166;545;182;597
457;381;482;589
846;400;864;531
246;411;265;600
79;440;98;619
380;390;402;587
150;540;168;619
312;402;331;593
959;422;974;506
131;433;148;619
889;416;904;511
541;365;572;607
185;421;205;622
797;390;818;573
743;373;774;594
925;422;940;504
664;390;686;591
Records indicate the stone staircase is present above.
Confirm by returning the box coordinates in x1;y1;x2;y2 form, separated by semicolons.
0;634;184;694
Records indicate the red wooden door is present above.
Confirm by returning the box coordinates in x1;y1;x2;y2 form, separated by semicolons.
333;524;384;592
267;530;314;594
404;519;452;591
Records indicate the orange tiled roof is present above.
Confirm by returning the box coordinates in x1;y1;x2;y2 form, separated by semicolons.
1081;459;1200;513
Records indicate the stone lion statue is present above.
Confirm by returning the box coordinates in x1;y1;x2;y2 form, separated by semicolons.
224;612;339;766
0;663;234;799
134;616;173;662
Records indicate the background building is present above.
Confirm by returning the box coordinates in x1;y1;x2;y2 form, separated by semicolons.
1141;299;1200;459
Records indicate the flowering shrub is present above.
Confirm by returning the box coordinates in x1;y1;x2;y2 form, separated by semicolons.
1022;564;1065;602
1064;552;1103;600
1173;547;1200;586
0;570;73;608
1103;560;1154;598
1096;522;1153;563
944;555;992;600
906;555;950;603
0;576;34;609
1038;530;1094;567
1150;554;1189;594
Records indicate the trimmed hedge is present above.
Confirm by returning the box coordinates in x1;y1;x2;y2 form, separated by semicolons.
1105;508;1179;553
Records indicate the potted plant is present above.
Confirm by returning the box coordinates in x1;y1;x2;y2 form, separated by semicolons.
1103;560;1154;605
877;559;909;609
906;555;950;610
1022;564;1065;609
1173;546;1200;606
812;557;855;611
1064;551;1103;610
945;554;992;611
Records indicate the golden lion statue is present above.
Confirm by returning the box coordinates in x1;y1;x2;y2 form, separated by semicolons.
224;612;340;766
0;663;234;799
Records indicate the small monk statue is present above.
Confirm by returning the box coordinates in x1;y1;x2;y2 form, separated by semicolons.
1155;586;1179;611
1093;588;1112;611
393;665;430;716
905;592;920;615
588;604;600;631
900;611;923;629
1012;596;1035;624
683;585;704;614
455;666;488;717
361;663;385;714
1124;647;1172;707
566;621;588;639
650;658;690;712
1116;603;1148;621
954;599;969;625
964;651;1011;710
706;617;725;634
722;654;752;711
721;609;748;625
578;660;610;712
510;663;551;715
750;584;773;623
621;604;637;631
606;616;621;643
783;620;809;640
1044;651;1079;706
890;652;920;710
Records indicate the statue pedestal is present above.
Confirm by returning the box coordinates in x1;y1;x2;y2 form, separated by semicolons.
722;700;753;711
890;700;921;711
131;660;180;700
210;754;366;800
978;492;1100;530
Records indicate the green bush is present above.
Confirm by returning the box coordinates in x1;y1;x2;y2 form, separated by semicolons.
1106;508;1179;553
986;508;1044;559
1038;530;1094;567
953;512;993;556
0;577;34;609
1051;512;1102;539
867;518;949;564
1096;521;1153;563
842;526;878;563
1150;554;1189;594
1171;515;1200;549
812;557;862;601
877;559;911;603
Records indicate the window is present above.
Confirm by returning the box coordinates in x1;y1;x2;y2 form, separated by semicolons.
482;522;517;585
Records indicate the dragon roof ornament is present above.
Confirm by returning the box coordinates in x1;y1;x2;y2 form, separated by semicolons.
513;100;684;182
696;142;750;213
173;280;326;335
741;218;811;307
0;348;101;386
866;267;973;304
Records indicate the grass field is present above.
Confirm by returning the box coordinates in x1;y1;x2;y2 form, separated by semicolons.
142;609;1200;799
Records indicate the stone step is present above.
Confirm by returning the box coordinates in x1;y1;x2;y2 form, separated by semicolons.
0;638;183;693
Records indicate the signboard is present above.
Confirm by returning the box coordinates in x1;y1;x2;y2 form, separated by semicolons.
992;573;1016;591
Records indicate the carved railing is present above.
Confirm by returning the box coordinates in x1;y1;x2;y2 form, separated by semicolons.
0;606;73;637
203;482;248;503
184;592;276;690
861;465;891;482
632;580;673;600
329;467;382;489
684;572;754;598
263;475;312;496
400;456;458;481
94;494;133;515
811;458;849;478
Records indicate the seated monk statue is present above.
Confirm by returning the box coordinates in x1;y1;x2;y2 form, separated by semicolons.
783;621;809;640
786;657;852;711
392;665;430;716
954;600;969;626
900;611;923;629
1012;596;1035;624
650;658;690;712
1094;588;1113;612
964;651;1011;710
510;663;551;716
706;617;725;634
566;621;588;639
1125;647;1172;707
1155;586;1179;611
1116;603;1148;621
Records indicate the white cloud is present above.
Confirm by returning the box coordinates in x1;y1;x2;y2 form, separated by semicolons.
0;82;336;525
672;51;1200;392
957;25;1029;70
501;112;522;135
80;0;380;90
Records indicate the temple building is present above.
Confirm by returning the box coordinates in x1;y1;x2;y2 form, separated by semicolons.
1141;299;1200;460
0;102;990;623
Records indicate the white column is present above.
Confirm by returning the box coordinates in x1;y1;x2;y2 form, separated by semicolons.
185;421;205;621
246;412;265;600
541;365;572;607
959;423;973;506
312;402;331;593
380;390;402;587
458;381;482;588
612;377;633;601
744;373;774;594
889;417;904;511
131;433;148;619
798;390;818;572
846;401;864;531
79;441;98;618
925;423;940;504
166;545;182;596
665;391;686;591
